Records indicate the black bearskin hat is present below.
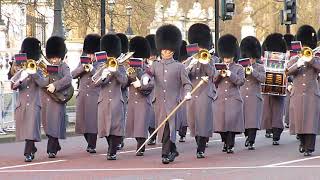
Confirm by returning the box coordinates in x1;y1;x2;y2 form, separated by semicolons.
262;33;287;53
20;37;41;60
129;36;151;58
283;34;295;50
240;36;261;59
317;28;320;42
83;34;101;54
188;23;213;50
46;36;67;59
116;33;129;53
100;34;122;58
155;24;182;53
218;34;239;59
296;25;317;49
145;34;158;56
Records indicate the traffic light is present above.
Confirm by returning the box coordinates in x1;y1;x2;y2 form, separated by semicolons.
221;0;235;21
281;0;297;25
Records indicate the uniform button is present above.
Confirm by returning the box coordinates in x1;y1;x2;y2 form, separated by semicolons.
88;78;90;80
225;98;228;100
27;86;29;89
27;103;29;106
165;70;168;73
164;80;167;82
109;90;112;93
47;98;50;101
163;90;166;93
303;74;306;77
164;100;166;102
246;80;249;82
109;99;112;101
135;92;138;95
196;77;199;80
303;93;306;95
246;96;249;98
87;85;90;88
302;83;306;86
196;68;200;70
225;89;228;92
52;79;55;81
109;82;112;84
225;81;228;84
135;101;138;104
246;87;249;90
195;95;198;98
86;94;89;96
27;94;29;97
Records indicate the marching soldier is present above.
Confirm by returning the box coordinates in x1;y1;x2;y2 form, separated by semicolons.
71;34;101;153
125;36;154;156
150;24;192;164
287;25;320;156
95;34;128;160
116;33;129;150
184;23;216;158
12;37;48;162
261;33;287;145
214;34;245;154
283;34;295;128
41;36;73;158
145;34;158;145
239;36;266;150
177;40;189;143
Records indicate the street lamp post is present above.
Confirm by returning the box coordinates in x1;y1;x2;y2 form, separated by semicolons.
101;0;106;35
125;5;133;36
52;0;65;38
108;0;115;33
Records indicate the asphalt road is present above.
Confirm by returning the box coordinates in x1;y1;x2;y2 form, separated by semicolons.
0;129;319;180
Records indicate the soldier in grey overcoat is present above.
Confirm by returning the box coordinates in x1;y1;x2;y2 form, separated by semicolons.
116;33;129;150
125;36;154;156
151;25;192;164
95;34;128;160
185;23;216;158
239;36;266;150
176;40;189;143
260;33;287;145
287;25;320;156
283;34;295;128
214;34;245;154
41;36;73;158
71;34;101;153
13;37;48;162
145;34;158;145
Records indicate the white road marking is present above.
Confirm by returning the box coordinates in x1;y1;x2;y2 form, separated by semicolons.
263;156;320;167
0;165;320;173
0;160;67;170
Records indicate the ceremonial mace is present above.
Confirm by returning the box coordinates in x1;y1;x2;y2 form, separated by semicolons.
136;76;209;153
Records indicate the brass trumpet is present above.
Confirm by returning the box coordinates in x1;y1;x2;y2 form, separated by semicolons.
184;49;212;69
195;49;211;64
83;64;91;72
220;69;227;78
24;60;37;74
245;66;253;75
